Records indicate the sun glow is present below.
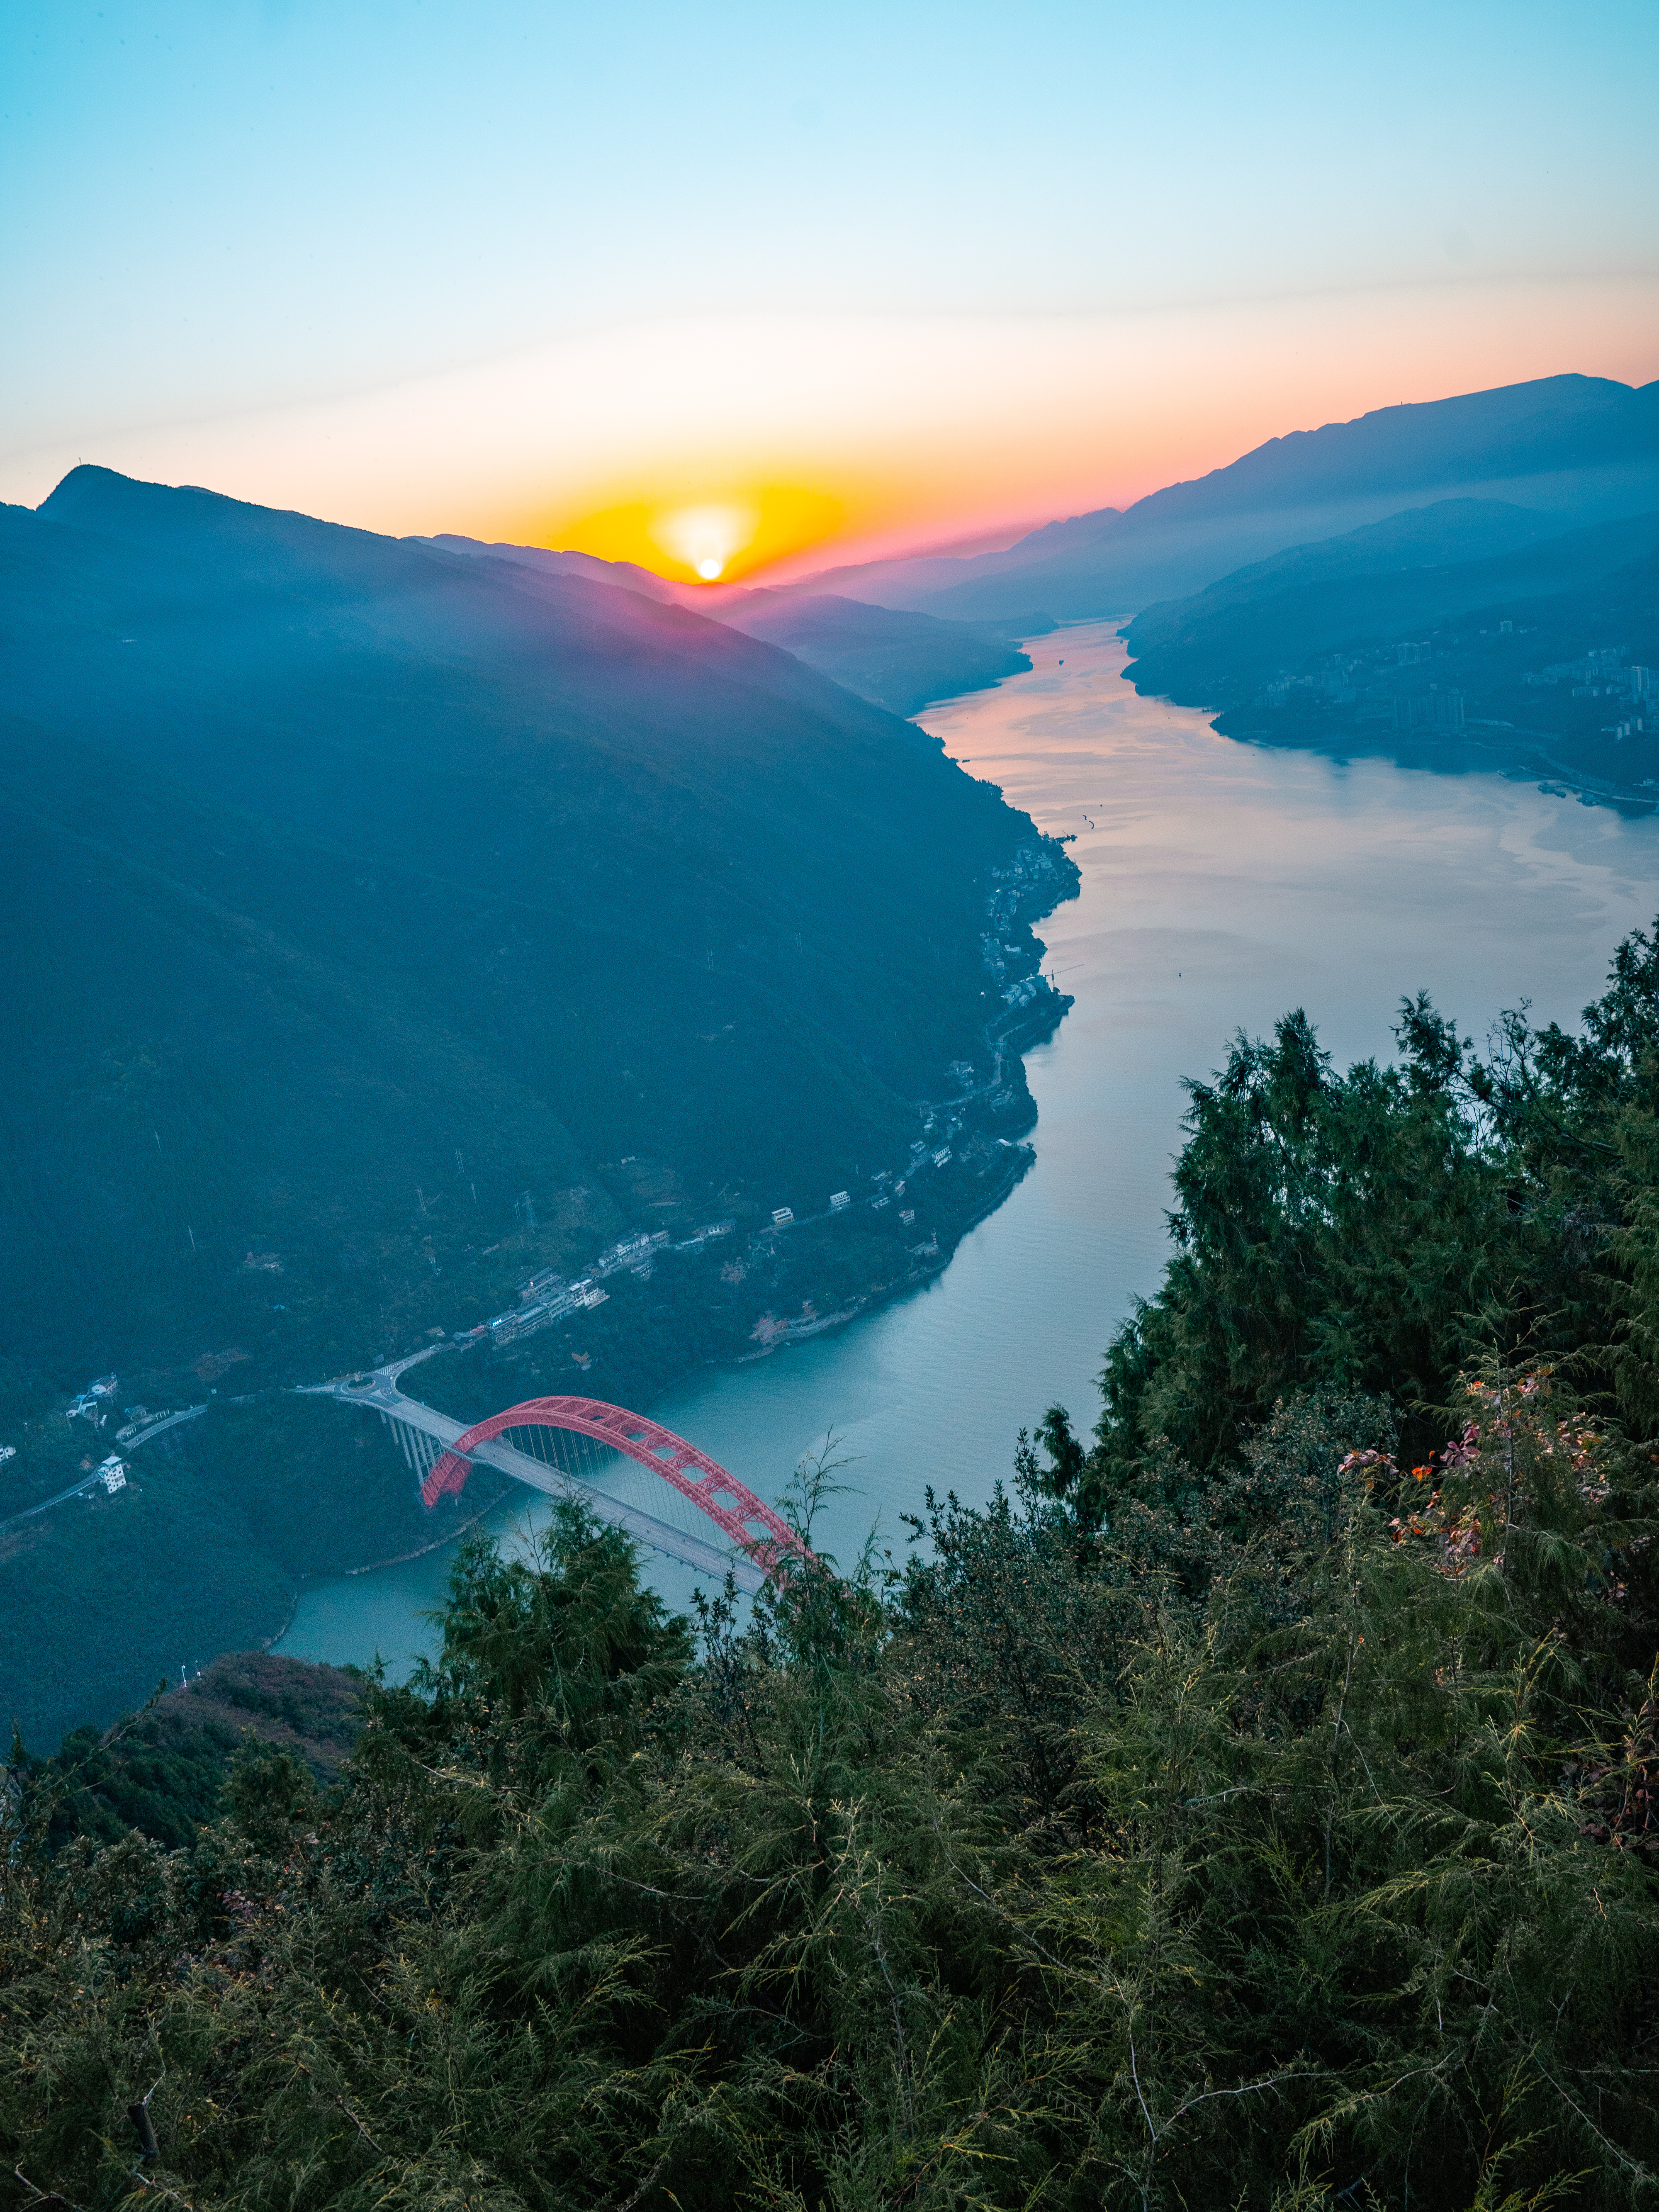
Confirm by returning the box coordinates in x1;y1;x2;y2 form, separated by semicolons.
542;482;849;586
651;501;757;583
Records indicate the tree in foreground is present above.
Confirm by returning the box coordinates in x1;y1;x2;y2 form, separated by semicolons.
7;930;1659;2209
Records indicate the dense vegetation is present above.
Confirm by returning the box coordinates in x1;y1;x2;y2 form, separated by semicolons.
0;1394;508;1753
7;929;1659;2208
1121;501;1659;798
30;1653;362;1854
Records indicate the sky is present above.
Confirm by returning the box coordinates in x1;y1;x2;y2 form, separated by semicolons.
3;0;1657;581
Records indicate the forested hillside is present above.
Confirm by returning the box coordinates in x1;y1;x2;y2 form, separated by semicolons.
0;465;1075;1742
7;926;1659;2210
1120;502;1659;800
1120;501;1659;698
2;466;1054;1385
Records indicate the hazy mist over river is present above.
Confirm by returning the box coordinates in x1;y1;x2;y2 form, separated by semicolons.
277;624;1659;1673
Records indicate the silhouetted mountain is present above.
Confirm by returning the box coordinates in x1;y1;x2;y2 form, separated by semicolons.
810;375;1659;622
424;533;1045;713
3;469;1063;1385
714;592;1044;715
1120;503;1659;702
422;532;682;603
0;467;1077;1736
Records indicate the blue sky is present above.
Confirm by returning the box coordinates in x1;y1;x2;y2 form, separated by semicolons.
3;0;1655;560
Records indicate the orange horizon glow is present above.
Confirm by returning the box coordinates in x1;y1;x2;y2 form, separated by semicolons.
6;285;1655;589
546;483;851;586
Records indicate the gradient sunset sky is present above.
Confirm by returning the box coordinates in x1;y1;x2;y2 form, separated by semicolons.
4;0;1656;581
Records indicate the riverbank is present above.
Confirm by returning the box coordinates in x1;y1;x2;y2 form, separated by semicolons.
275;621;1659;1676
1217;711;1659;818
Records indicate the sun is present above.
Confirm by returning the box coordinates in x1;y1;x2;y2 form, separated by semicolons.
535;484;849;586
650;501;757;583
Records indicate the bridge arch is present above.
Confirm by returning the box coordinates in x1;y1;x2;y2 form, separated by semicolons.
423;1395;812;1578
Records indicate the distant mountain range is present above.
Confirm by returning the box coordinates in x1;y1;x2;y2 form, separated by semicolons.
799;374;1659;623
425;374;1659;702
425;533;1048;716
1121;499;1659;703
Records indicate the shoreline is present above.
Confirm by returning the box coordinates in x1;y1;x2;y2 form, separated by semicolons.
343;1484;513;1574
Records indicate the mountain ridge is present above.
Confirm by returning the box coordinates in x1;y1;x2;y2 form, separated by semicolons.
422;530;1048;714
797;372;1659;622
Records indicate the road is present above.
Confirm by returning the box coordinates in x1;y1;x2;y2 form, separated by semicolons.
299;1361;765;1594
0;1404;207;1538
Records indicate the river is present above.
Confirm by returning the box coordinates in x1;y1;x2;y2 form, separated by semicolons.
275;622;1659;1672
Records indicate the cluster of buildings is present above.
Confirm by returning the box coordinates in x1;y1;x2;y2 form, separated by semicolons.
1391;691;1466;732
114;1405;185;1444
487;1272;612;1347
2;1386;213;1529
765;1145;953;1235
483;1220;737;1345
1523;652;1653;737
1265;668;1353;707
1265;643;1654;740
1524;650;1653;698
1266;641;1445;712
671;1218;736;1253
66;1373;118;1422
980;842;1067;981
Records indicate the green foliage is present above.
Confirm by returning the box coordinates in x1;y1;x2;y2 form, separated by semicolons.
18;1652;362;1853
1030;930;1659;1543
0;1400;474;1752
1071;1003;1500;1520
6;934;1659;2208
5;1445;1657;2211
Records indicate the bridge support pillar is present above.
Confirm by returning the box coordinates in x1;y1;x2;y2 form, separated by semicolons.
381;1410;441;1487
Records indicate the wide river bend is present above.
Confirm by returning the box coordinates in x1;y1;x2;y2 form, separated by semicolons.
277;623;1659;1670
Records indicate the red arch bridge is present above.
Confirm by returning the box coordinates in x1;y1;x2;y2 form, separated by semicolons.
308;1360;813;1590
424;1394;809;1572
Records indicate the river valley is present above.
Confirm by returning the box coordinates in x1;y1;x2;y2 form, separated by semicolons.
276;622;1659;1672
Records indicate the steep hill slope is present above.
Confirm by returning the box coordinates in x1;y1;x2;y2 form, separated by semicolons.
0;467;1074;1737
1120;504;1659;703
424;532;1042;713
3;467;1066;1386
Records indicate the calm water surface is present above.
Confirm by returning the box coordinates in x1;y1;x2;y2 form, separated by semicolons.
277;625;1659;1670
